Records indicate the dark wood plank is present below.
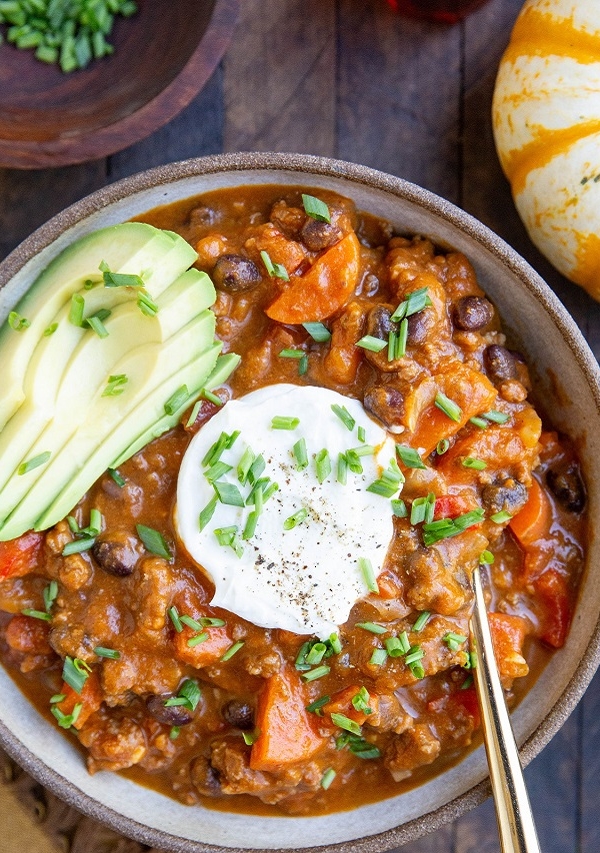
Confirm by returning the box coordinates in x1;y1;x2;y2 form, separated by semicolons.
222;0;336;155
108;67;225;183
337;0;462;204
0;162;107;261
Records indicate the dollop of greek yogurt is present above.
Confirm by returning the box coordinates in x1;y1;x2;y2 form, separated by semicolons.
175;383;398;638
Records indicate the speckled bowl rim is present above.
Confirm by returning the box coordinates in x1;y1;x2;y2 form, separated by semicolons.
0;0;239;169
0;152;599;853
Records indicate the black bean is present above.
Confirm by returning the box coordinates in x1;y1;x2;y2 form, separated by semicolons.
406;311;430;345
453;296;494;331
146;694;194;726
92;534;141;577
300;218;342;252
188;205;216;229
547;465;586;513
212;255;262;292
484;344;517;383
364;385;405;428
482;478;528;515
221;699;255;730
190;756;221;797
366;305;395;340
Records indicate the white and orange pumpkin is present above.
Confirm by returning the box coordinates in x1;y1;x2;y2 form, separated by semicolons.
492;0;600;300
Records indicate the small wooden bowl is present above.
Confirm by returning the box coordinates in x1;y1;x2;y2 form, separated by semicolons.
0;0;239;169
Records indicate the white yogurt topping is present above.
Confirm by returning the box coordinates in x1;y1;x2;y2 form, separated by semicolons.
175;383;397;638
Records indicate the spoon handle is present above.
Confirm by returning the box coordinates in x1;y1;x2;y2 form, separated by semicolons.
470;566;542;853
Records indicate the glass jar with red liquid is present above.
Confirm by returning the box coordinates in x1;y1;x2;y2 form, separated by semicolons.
387;0;490;24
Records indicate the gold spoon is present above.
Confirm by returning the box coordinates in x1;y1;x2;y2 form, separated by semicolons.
470;566;542;853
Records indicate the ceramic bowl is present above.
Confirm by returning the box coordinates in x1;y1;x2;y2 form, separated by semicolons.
0;152;599;852
0;0;239;169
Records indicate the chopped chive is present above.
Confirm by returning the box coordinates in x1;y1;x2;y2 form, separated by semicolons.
405;645;425;665
204;461;233;483
94;646;120;660
469;416;489;429
180;614;203;632
169;726;181;740
366;479;399;498
187;632;209;647
136;524;172;559
260;250;289;281
271;415;300;430
491;510;512;524
43;580;58;613
346;449;363;474
356;335;387;353
85;314;109;338
237;447;255;483
168;606;183;633
164;385;189;416
199;617;227;627
102;268;145;288
479;550;494;564
221;641;245;661
8;311;30;331
214;526;243;557
303;321;331;341
213;480;245;507
331;403;355;431
329;633;342;654
387;329;398;362
369;647;388;666
52;703;82;729
165;679;201;711
436;438;450;455
62;656;90;694
243;510;260;540
199;495;218;532
390;287;432;321
385;636;406;657
50;694;66;705
68;293;85;326
321;767;336;790
302;193;331;222
391;498;407;517
349;444;375;458
247;454;266;484
284;507;309;530
359;557;379;594
21;608;51;621
279;348;305;359
242;729;261;745
299;353;309;375
306;695;331;714
185;399;203;428
357;425;366;442
410;493;436;525
62;537;95;556
202;388;223;407
356;622;387;635
413;611;431;632
43;322;58;337
396;444;426;469
315;448;332;483
331;713;362;735
435;391;463;422
102;373;128;397
482;409;510;424
408;662;425;679
293;437;309;471
443;632;467;651
137;290;159;317
336;452;348;485
107;467;126;487
306;642;328;665
422;508;485;545
86;508;102;536
301;665;331;682
462;457;487;470
17;450;51;475
396;317;408;358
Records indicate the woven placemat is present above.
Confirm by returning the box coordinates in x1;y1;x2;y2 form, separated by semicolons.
0;747;163;853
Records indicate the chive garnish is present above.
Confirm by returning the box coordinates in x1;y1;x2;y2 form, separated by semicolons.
303;321;331;341
136;524;172;559
396;444;426;469
204;461;233;483
52;703;82;730
8;311;30;331
21;608;51;621
202;388;224;407
404;645;424;665
94;647;120;660
213;480;245;507
170;726;181;740
237;446;255;483
102;373;128;397
356;622;387;634
479;550;494;564
413;611;431;632
101;264;145;288
336;452;348;485
390;286;432;322
302;665;331;682
422;508;485;545
356;335;387;353
164;385;189;416
279;348;305;359
62;537;95;556
214;526;244;557
62;656;91;694
410;493;436;525
43;322;58;337
242;729;261;745
321;768;336;790
68;293;85;326
469;416;489;429
260;250;289;281
293;437;309;471
397;318;408;358
247;453;265;484
180;614;203;632
50;694;66;704
482;409;510;424
168;606;183;633
298;353;309;375
385;636;407;657
243;510;260;540
271;415;300;430
435;391;463;422
391;498;407;517
187;632;209;647
315;448;332;483
306;642;328;665
198;495;218;532
359;557;379;594
436;438;450;455
85;313;109;338
462;457;487;470
302;193;331;222
331;403;355;431
443;632;467;651
137;290;159;317
43;580;58;613
306;695;331;714
221;641;245;661
329;633;342;654
107;467;126;487
164;679;202;712
491;510;512;524
284;507;309;530
369;647;388;666
352;687;373;715
17;450;51;475
331;713;361;735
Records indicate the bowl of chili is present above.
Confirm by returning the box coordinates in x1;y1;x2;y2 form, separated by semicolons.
0;152;598;852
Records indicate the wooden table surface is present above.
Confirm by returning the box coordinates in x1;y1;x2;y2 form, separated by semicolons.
1;1;599;851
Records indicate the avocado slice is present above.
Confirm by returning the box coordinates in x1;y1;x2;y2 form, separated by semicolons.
1;311;219;540
111;351;242;468
0;223;197;430
0;269;215;503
